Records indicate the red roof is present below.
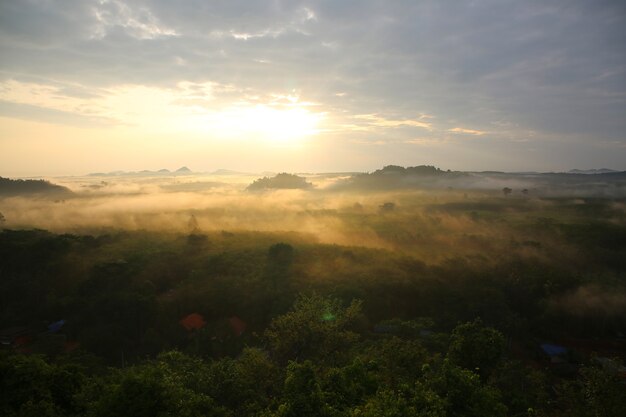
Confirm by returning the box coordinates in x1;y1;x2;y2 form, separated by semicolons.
229;316;246;336
180;313;206;331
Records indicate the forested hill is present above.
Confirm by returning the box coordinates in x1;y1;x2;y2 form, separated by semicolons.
0;177;71;196
247;173;313;191
336;165;466;190
334;165;626;195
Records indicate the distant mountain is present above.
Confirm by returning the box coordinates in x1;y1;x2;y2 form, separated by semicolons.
247;173;313;191
88;168;185;176
87;171;130;177
568;168;617;174
210;169;251;176
0;177;71;197
88;171;129;177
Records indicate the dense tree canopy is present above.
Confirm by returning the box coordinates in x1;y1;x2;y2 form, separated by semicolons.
1;191;625;416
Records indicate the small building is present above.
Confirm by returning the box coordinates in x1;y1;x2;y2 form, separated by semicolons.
0;327;31;347
228;316;247;336
540;343;568;364
180;313;206;331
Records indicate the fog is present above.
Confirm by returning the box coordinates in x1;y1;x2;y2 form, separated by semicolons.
551;285;626;318
1;171;625;265
1;173;390;248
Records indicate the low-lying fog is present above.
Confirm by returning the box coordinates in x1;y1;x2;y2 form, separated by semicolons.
1;172;429;247
1;170;625;262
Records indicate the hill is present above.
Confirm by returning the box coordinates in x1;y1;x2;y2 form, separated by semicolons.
568;168;617;174
336;165;463;190
0;177;71;197
247;173;313;191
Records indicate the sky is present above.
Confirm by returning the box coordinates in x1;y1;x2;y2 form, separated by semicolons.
1;0;625;176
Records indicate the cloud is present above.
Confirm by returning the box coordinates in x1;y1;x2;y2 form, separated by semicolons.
353;114;433;131
91;0;179;40
448;127;486;136
0;100;119;128
0;0;625;170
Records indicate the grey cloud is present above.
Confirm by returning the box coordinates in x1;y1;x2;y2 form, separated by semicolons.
0;0;100;46
0;100;119;128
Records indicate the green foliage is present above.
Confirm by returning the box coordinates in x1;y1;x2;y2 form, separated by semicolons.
266;242;295;290
359;337;429;387
319;357;379;412
426;360;507;417
350;383;445;417
265;293;363;364
490;360;549;416
556;363;626;417
272;360;331;417
0;353;85;417
1;188;625;417
446;319;506;379
89;351;233;417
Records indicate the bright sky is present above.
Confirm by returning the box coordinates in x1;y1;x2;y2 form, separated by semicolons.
1;0;625;176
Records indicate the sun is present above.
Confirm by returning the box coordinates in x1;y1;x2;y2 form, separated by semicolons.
230;105;322;145
204;103;323;145
244;106;321;143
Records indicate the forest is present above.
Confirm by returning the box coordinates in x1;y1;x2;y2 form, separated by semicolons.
1;169;626;416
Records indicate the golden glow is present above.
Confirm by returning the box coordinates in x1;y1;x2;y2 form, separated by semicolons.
205;105;323;145
0;80;324;146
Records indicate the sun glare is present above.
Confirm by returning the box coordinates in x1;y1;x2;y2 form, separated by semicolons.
207;104;323;145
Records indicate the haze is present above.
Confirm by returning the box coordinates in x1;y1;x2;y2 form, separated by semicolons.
1;0;625;176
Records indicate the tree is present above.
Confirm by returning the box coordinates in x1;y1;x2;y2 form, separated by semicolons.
0;353;86;416
425;361;507;417
247;173;313;191
272;361;331;417
320;358;378;412
268;243;294;267
502;187;512;197
557;363;626;417
187;214;199;233
265;293;363;364
490;360;548;415
266;243;294;289
95;355;228;417
360;337;429;387
446;319;506;380
350;383;445;417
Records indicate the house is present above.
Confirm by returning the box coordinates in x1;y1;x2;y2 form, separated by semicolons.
540;343;568;363
0;327;31;347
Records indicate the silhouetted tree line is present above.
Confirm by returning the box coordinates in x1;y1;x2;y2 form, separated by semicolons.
0;177;71;196
247;173;313;191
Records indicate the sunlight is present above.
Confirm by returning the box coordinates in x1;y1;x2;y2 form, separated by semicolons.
0;80;324;150
208;104;324;145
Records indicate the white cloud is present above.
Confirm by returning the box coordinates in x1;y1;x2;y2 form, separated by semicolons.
448;127;486;136
91;0;178;40
353;114;433;131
